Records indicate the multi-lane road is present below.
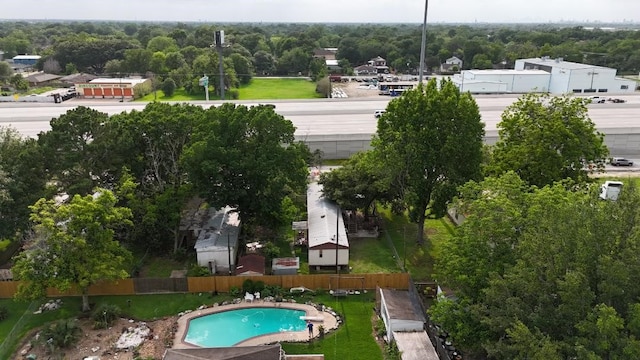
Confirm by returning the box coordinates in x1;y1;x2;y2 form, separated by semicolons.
0;94;639;157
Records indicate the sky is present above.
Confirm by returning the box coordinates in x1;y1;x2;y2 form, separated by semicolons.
2;0;639;24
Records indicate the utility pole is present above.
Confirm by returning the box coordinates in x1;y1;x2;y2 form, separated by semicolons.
215;30;225;100
418;0;429;83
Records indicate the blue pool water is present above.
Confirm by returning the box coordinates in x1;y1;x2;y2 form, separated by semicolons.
184;307;307;347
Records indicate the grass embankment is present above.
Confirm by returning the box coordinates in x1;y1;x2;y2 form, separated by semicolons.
138;77;323;101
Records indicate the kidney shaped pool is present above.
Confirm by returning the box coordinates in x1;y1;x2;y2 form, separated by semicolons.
184;307;307;347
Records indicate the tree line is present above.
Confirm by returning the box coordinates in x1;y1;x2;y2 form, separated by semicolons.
1;21;639;97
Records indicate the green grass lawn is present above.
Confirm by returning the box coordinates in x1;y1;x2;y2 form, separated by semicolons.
282;292;383;360
349;237;401;274
1;292;382;359
138;77;323;102
238;78;323;100
138;88;208;102
140;256;188;278
378;206;456;281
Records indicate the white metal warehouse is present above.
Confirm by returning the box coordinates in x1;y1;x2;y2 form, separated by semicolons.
515;57;636;94
452;57;636;95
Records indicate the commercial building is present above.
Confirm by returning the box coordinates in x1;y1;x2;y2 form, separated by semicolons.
452;57;636;95
515;57;636;94
12;55;41;66
74;78;150;99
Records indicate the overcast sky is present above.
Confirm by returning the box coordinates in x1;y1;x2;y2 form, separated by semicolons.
2;0;639;24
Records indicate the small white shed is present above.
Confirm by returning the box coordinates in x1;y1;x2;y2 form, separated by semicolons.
307;182;349;270
193;206;241;274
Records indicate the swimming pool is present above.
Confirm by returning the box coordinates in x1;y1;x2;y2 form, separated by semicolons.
184;307;307;347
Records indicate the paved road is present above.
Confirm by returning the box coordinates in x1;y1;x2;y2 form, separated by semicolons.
0;94;638;138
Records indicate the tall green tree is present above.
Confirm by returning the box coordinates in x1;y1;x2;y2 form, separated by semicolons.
373;79;485;243
319;151;391;220
182;103;309;228
489;93;609;187
37;106;110;196
13;189;132;312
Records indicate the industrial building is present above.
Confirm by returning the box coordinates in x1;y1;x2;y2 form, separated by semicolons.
12;55;41;66
452;57;636;95
74;78;150;99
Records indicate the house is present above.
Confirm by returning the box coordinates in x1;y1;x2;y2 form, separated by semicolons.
354;65;377;76
60;72;97;84
307;182;349;271
25;72;61;86
163;344;281;360
163;344;325;360
236;253;265;276
367;56;389;74
272;257;300;275
377;288;439;360
440;56;463;73
313;48;337;61
182;205;240;275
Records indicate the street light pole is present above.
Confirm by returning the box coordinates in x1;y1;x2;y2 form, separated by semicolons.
418;0;429;83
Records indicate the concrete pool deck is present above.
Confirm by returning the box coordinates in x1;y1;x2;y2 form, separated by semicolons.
173;300;340;349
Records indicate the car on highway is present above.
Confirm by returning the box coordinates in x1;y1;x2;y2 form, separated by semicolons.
374;110;386;118
610;157;634;166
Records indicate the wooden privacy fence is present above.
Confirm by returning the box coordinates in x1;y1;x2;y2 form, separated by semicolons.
0;273;409;298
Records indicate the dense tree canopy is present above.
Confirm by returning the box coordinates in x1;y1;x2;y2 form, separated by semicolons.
373;79;485;244
488;93;609;187
182;103;309;228
432;173;640;359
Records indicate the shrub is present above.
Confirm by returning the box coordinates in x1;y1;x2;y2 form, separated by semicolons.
230;286;241;297
0;305;8;321
161;78;177;97
227;88;239;100
92;303;121;329
40;319;81;352
384;340;402;360
242;279;255;294
187;264;211;277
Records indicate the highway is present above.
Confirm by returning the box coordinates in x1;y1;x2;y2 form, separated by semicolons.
0;94;639;157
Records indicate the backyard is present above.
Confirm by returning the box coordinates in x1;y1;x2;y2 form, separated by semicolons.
0;291;383;360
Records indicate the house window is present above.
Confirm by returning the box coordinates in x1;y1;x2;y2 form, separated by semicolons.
584;88;596;93
621;85;629;90
319;250;323;258
572;89;582;93
598;89;608;93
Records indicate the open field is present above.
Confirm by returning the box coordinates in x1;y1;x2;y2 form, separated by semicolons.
238;78;323;100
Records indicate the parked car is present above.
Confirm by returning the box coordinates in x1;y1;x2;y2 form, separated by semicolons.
591;96;606;103
608;98;626;103
611;157;634;166
374;110;386;118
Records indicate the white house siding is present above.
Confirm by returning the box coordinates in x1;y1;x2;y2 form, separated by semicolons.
307;182;349;268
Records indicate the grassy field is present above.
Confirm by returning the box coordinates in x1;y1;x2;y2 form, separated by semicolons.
238;78;323;100
138;88;208;102
138;77;322;101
